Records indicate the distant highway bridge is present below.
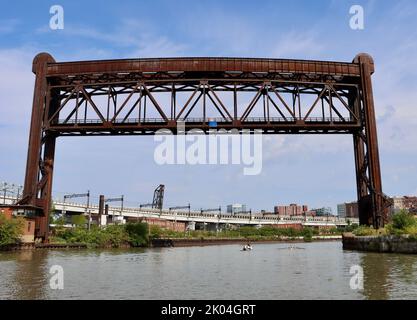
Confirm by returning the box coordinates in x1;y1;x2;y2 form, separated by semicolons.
2;196;358;228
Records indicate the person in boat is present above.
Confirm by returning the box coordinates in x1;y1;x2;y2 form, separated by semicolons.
242;243;253;251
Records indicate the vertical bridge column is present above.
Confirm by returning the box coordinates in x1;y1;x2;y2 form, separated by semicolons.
353;53;389;228
20;53;56;241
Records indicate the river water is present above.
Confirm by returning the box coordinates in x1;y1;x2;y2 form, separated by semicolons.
0;241;416;300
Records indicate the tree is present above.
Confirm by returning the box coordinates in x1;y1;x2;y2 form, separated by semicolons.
0;214;25;246
391;210;416;230
125;222;149;247
48;202;56;224
71;214;87;226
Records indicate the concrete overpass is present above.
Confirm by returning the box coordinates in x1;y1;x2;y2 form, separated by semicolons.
2;196;359;228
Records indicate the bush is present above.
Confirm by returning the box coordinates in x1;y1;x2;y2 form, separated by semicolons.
71;215;87;226
55;224;130;248
302;228;314;242
104;225;131;247
404;225;417;236
149;225;163;239
391;210;416;230
384;211;417;235
48;236;67;244
353;225;378;236
327;227;341;235
344;224;359;233
125;222;149;247
0;214;25;246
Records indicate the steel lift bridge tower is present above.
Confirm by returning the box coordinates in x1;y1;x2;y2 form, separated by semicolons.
14;52;391;241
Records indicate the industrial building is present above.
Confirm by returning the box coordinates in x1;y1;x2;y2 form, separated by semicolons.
0;206;36;243
312;207;334;217
391;196;417;214
337;202;359;218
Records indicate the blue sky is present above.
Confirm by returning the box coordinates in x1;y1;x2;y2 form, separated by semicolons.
1;0;416;212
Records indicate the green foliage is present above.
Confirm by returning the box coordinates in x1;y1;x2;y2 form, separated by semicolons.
343;224;359;233
53;223;150;248
71;215;87;226
48;236;67;244
54;216;66;225
48;202;56;224
149;225;163;239
148;225;339;240
302;228;313;242
391;210;416;230
0;214;25;246
404;225;417;236
384;211;417;235
50;214;65;225
125;222;149;247
226;226;314;239
326;227;341;235
353;225;378;236
55;224;130;248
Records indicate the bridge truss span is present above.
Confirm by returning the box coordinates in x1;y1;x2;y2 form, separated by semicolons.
15;53;391;241
45;58;363;136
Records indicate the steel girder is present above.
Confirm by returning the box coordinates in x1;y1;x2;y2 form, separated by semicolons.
17;53;391;241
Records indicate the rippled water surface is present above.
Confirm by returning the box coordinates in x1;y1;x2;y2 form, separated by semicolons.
1;242;417;299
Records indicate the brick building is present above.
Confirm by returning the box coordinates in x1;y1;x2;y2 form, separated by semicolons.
391;196;417;214
337;202;359;218
128;217;187;232
0;207;35;243
270;223;303;230
274;204;308;216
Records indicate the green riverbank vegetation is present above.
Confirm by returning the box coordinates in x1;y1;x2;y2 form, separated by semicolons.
50;222;149;248
352;210;417;238
149;225;346;242
0;214;25;247
1;212;359;248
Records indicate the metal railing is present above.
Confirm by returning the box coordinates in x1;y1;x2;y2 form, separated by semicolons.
55;116;356;125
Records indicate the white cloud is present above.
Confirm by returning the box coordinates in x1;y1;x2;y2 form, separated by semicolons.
0;48;35;126
0;19;20;34
37;19;187;59
271;31;325;59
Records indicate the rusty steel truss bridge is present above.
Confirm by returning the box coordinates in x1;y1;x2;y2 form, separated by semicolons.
12;52;391;241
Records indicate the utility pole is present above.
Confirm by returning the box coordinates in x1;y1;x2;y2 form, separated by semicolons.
86;190;91;231
104;195;124;225
16;185;23;202
63;191;91;227
2;182;7;204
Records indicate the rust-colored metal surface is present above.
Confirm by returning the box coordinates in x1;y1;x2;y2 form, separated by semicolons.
17;53;391;241
46;57;360;77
